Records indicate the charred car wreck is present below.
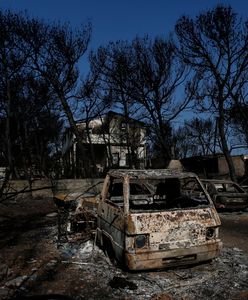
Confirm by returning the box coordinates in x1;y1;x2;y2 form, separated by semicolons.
96;169;222;270
201;179;248;211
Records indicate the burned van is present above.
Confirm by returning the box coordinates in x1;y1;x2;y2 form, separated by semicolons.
96;169;222;270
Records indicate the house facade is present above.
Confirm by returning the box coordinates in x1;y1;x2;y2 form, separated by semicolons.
62;111;147;178
180;154;248;180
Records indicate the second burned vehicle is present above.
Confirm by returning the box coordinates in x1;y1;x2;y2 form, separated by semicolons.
96;169;222;270
201;179;248;211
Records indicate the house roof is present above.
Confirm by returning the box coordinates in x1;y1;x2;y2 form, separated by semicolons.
76;110;147;127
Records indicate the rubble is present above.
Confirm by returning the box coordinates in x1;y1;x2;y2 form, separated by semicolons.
5;276;28;288
0;197;248;299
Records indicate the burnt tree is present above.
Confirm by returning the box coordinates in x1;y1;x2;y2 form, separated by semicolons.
175;5;248;181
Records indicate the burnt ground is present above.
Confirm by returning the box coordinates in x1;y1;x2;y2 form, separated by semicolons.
0;198;248;300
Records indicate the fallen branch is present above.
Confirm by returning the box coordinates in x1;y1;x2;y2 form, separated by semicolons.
61;260;96;266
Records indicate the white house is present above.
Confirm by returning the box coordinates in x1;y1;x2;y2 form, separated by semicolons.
62;111;147;177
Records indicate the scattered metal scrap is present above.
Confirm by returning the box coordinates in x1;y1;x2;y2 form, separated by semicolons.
54;182;102;243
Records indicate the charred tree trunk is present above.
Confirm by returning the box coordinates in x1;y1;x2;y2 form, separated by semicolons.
58;93;89;177
217;109;236;182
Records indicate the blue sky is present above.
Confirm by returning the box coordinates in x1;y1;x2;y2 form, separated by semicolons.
1;0;248;51
1;0;248;76
1;0;248;136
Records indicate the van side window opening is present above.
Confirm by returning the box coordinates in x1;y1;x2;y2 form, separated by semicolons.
108;181;124;207
129;177;209;211
110;182;123;197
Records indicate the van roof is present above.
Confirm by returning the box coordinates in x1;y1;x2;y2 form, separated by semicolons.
107;169;197;179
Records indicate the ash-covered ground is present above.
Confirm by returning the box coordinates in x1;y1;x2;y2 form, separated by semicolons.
0;197;248;300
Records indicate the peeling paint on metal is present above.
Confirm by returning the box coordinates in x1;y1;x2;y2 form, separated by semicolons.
96;169;222;270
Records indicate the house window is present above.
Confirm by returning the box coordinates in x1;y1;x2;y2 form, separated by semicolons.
112;153;119;166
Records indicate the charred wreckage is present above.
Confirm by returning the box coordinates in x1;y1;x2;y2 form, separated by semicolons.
54;169;222;270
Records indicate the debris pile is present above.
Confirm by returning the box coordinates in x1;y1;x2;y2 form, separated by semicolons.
1;197;248;299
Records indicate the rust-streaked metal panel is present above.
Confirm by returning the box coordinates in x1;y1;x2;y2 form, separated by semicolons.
126;207;220;235
125;207;221;254
96;169;222;270
125;241;222;270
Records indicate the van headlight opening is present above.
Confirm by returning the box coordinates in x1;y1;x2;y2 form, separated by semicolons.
135;235;148;248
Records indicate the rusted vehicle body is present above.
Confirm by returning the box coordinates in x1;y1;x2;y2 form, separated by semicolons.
96;169;222;270
54;182;102;242
201;179;248;211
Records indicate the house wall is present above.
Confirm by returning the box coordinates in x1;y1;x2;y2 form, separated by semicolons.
2;179;54;199
62;112;148;177
110;145;146;167
218;155;246;177
54;178;103;194
2;179;104;200
181;155;246;179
